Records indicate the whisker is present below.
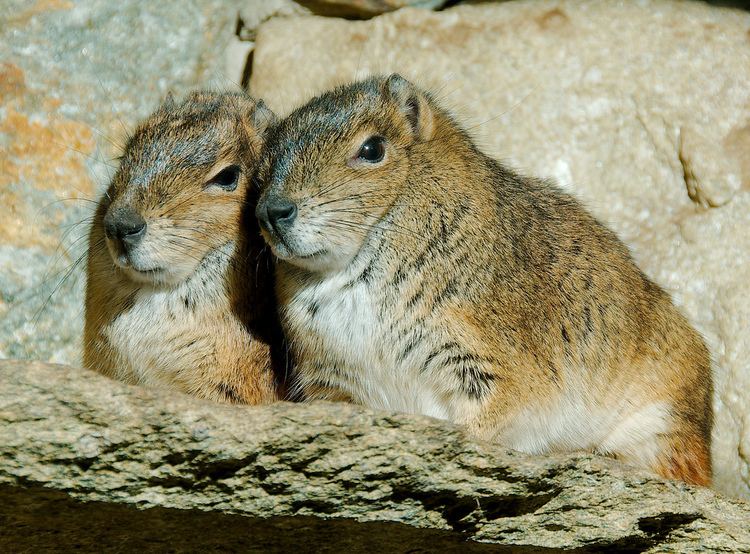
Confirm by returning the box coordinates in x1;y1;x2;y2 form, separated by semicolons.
332;215;430;242
39;197;100;214
309;189;393;210
91;65;131;140
46;136;118;171
30;248;90;325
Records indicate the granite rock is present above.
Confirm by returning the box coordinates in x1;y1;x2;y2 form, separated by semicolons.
0;0;246;363
2;359;750;551
249;0;750;500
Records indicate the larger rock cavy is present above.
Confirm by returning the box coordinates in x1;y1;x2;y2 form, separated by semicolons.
254;74;713;485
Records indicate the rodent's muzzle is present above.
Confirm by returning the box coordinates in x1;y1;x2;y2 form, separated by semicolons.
103;206;147;254
256;195;298;237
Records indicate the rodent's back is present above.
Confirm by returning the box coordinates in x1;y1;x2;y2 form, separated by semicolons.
415;92;713;481
407;127;710;404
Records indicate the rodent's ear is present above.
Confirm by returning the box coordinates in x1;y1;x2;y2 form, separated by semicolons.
250;99;277;136
161;90;176;110
384;74;434;141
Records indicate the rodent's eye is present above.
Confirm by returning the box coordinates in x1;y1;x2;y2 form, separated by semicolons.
356;136;386;163
206;165;240;191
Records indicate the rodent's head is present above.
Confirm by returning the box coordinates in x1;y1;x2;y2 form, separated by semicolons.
255;74;435;273
100;90;275;286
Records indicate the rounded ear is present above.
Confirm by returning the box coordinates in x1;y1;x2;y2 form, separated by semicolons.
161;90;176;110
384;74;434;141
250;99;277;136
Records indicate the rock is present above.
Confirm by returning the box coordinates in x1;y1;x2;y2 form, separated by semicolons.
2;360;750;551
294;0;448;19
0;0;246;363
249;0;750;500
228;0;450;84
236;0;450;35
237;0;312;40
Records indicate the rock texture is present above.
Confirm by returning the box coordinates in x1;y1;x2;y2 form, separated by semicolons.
0;0;245;363
249;0;750;500
2;360;750;551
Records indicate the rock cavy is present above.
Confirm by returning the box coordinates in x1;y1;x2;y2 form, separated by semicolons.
254;75;713;485
84;90;284;404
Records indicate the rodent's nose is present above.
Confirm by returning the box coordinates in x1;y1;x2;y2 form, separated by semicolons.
267;199;297;225
257;196;298;233
103;207;147;251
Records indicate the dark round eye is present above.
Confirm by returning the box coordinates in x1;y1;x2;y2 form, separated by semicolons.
356;136;386;163
206;165;240;191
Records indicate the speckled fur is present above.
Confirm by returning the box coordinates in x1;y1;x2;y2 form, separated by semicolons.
255;75;713;485
84;91;284;404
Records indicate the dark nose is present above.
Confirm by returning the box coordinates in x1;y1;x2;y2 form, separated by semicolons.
256;195;298;233
103;207;147;251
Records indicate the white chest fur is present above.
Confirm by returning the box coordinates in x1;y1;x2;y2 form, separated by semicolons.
284;270;672;464
285;270;452;420
104;257;228;387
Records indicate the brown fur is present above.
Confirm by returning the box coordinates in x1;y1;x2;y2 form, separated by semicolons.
84;90;284;404
254;75;713;485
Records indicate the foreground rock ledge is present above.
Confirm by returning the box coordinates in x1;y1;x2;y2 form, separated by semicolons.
1;361;748;551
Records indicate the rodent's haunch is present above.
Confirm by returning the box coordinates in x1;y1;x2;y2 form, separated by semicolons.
255;74;713;485
84;90;284;404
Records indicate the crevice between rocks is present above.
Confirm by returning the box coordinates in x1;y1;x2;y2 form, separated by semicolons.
391;483;562;534
563;512;702;554
1;482;562;554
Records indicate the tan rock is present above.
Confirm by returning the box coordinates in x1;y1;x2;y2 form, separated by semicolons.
250;0;750;499
2;360;750;551
238;0;311;38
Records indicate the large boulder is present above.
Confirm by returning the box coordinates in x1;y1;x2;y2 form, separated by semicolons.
249;0;750;500
2;359;750;551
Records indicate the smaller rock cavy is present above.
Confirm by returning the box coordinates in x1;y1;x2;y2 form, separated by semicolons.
84;90;284;404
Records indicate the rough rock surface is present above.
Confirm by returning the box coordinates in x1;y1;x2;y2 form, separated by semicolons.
0;0;245;363
229;0;449;86
249;0;750;500
2;360;750;551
